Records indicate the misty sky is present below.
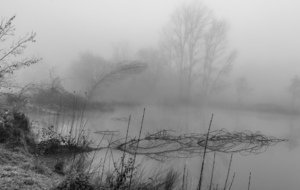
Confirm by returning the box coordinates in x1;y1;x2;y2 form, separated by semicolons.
1;0;300;103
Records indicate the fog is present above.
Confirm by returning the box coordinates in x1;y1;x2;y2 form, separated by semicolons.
2;0;300;189
2;0;300;104
1;0;300;104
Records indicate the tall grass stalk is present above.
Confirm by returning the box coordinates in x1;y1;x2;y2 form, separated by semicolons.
86;134;106;173
129;108;146;189
209;151;216;190
197;113;214;190
228;172;235;190
182;163;186;190
61;102;90;174
120;115;131;179
223;153;233;190
248;172;251;190
185;167;189;190
100;134;114;182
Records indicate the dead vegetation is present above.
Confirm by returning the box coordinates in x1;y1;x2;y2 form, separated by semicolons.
0;104;287;190
112;127;286;161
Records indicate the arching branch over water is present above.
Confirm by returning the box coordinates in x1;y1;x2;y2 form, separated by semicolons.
110;129;287;161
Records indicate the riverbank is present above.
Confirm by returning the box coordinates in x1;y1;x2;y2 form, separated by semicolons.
0;145;62;190
0;107;97;189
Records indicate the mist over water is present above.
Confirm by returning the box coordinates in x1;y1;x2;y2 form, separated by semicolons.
2;0;300;189
70;105;299;190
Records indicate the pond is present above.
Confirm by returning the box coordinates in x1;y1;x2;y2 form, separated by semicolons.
32;105;300;190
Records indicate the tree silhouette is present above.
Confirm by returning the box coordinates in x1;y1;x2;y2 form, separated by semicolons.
0;15;40;90
160;2;236;101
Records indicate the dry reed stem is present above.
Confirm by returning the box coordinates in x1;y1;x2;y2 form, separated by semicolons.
182;163;186;190
228;172;235;190
87;134;106;173
185;167;189;190
248;172;251;190
209;151;216;190
223;153;233;190
197;114;214;190
100;134;114;182
120;115;131;180
129;108;146;189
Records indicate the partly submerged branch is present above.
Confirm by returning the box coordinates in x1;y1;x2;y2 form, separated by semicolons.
110;129;287;161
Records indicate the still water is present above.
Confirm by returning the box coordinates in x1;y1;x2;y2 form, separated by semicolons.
38;105;300;190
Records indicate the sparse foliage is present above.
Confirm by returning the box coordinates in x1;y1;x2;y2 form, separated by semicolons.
30;70;71;108
0;15;40;90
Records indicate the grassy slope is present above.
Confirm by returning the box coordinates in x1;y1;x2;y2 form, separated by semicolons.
0;145;62;190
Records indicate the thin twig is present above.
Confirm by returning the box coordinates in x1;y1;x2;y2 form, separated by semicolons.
100;134;114;182
182;163;186;190
248;172;251;190
185;168;189;190
113;126;286;161
209;151;216;190
129;108;146;189
228;172;235;190
87;134;106;173
120;115;131;180
223;153;233;190
197;114;214;190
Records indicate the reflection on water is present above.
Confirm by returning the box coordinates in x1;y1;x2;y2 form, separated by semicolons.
33;105;300;190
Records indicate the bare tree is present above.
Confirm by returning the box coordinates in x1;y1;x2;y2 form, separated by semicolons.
160;2;236;101
0;15;40;90
161;2;211;99
287;75;300;109
202;19;237;97
69;53;147;100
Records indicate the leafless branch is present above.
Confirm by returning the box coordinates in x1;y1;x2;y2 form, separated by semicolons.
110;129;286;162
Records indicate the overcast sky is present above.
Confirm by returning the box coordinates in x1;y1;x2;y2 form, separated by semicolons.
1;0;300;103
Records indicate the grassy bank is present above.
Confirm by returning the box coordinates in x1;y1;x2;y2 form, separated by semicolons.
0;144;61;189
0;105;285;190
0;107;183;190
0;106;95;189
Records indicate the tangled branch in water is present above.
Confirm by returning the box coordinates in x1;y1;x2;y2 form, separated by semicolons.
111;129;287;161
